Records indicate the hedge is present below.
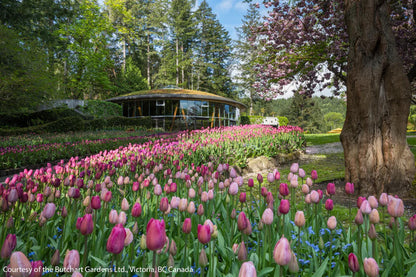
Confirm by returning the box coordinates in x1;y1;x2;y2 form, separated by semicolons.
0;116;153;136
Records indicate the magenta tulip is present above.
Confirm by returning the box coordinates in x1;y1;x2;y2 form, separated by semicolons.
273;236;291;265
197;224;211;244
182;218;192;234
131;202;142;217
107;224;127;254
279;199;290;214
1;234;16;259
348;253;359;272
146;219;167;251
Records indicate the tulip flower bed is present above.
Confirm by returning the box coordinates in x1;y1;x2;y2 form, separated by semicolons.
1;124;415;276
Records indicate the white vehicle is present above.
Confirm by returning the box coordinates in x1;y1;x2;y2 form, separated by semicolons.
262;117;279;127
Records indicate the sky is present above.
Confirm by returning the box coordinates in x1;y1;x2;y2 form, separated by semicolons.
202;0;252;40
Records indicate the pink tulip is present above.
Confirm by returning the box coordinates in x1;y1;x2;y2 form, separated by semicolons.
197;204;204;216
388;197;404;217
326;183;335;195
238;212;249;231
124;228;133;246
257;173;263;184
310;190;320;203
237;241;248;261
182;218;192;234
229;182;239;195
345;182;354;195
294;211;305;227
301;184;309;194
107;224;126;254
290;163;299;173
368;196;378;209
409;215;416;230
121;198;129;211
201;191;208;202
379;193;388;206
357;196;366;208
91;196;101;210
348;253;359;272
247;179;254;187
279;183;289;196
355;209;364;225
325;199;334;211
369;209;380;224
310;170;318;180
131;202;142;217
360;200;372;214
30;260;43;277
262;208;274;225
179;198;188;211
298;168;306;178
79;214;94;235
160;197;169;212
197;224;211;244
267;172;275;183
187;201;196;214
154;184;162;196
273;236;291;265
63;250;80;272
9;251;32;276
1;234;16;259
363;258;379;277
279;199;290;214
239;192;247;203
146;219;167;251
327;216;337;230
239;261;257;277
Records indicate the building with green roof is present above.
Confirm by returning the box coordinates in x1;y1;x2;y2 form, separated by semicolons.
106;86;246;130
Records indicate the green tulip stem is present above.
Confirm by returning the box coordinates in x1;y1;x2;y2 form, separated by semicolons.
82;235;88;267
152;251;158;277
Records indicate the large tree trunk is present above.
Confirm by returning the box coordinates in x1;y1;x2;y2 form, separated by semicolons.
341;0;415;196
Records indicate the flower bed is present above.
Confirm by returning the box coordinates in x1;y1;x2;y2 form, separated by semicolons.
1;125;414;276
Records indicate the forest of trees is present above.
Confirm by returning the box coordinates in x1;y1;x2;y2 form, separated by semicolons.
0;0;233;113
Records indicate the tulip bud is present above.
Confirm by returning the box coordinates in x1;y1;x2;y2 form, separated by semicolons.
124;228;133;246
327;216;337;230
140;235;147;249
310;190;320;204
146;219;167;251
199;249;208;266
182;218;192;234
232;243;239;254
229;182;239;195
290;163;299;173
267;172;275;183
131;202;142;217
109;209;118;224
368;224;377;240
1;234;17;259
107;224;126;254
262;208;274;225
294;211;305;227
348;253;359;272
118;211;127;225
187;201;196;214
63;250;80;272
197;204;204;216
179;198;188;211
10;251;32;276
273;236;291;265
197;224;211;244
310;170;318;180
91;196;101;210
357;196;366;208
369;209;380;224
355;209;364;225
82;196;90;207
6;217;13;229
231;208;237;219
169;239;177;256
238;212;249;231
279;199;290;215
121;198;129;211
288;251;299;273
247;179;254;188
160;197;169;212
51;249;60;266
238;261;257;277
237;241;247;261
239;192;247;203
301;184;309;194
409;215;416;230
363;257;379;277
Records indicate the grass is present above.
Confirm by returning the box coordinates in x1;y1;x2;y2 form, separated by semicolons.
304;133;340;145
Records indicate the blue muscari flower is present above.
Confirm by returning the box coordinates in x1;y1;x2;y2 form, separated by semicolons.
53;235;57;239
56;227;62;232
28;252;35;257
334;252;340;256
290;220;295;226
300;231;304;236
331;245;336;249
343;243;352;251
299;259;310;265
331;262;336;268
325;241;331;248
291;234;296;240
320;229;326;236
336;229;343;235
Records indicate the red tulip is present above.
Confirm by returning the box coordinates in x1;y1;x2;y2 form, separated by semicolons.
146;219;167;251
197;224;211;244
107;224;126;254
1;234;16;259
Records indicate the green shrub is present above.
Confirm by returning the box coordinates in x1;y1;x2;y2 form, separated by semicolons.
240;116;250;125
277;116;289;126
78;100;122;118
0;107;81;128
248;115;263;124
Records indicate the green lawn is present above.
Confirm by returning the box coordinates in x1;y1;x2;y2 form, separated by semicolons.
304;133;340;145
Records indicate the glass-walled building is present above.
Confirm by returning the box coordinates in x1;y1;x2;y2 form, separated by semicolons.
106;87;246;130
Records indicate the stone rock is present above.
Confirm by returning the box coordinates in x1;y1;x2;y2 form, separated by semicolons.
245;156;277;174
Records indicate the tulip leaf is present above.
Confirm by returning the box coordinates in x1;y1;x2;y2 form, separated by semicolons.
382;256;396;277
90;255;109;267
404;251;416;265
406;261;416;277
257;266;274;277
311;257;329;277
249;252;259;268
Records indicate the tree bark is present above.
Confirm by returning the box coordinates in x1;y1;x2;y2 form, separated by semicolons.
341;0;415;196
